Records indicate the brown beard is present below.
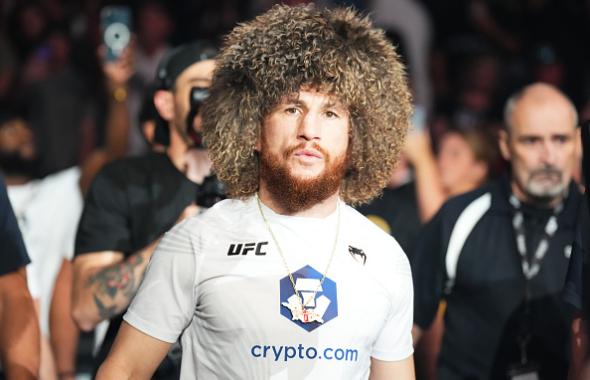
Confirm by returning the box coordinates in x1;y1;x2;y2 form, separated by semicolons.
259;141;347;213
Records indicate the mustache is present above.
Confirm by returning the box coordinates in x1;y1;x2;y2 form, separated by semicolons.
529;166;562;179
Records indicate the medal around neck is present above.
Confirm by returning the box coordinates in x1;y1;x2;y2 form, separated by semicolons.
256;195;340;330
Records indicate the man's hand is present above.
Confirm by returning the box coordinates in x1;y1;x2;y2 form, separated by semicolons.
99;43;135;92
403;129;433;166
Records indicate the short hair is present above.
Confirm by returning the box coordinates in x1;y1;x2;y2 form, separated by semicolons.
503;83;578;133
202;4;412;205
445;127;498;169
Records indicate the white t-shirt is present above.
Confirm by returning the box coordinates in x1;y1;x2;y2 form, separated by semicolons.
7;167;83;334
124;196;413;379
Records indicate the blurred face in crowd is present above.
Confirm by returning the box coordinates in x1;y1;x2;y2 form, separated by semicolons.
154;59;216;144
437;131;488;196
257;88;349;212
0;118;39;177
138;3;172;50
500;84;579;206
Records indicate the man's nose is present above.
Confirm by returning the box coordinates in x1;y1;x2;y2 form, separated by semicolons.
297;112;320;141
539;140;557;165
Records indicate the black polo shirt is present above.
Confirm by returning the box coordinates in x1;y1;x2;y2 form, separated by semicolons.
412;176;582;380
75;151;200;374
563;202;590;315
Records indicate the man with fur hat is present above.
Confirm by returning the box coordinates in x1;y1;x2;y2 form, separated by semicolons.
97;5;415;379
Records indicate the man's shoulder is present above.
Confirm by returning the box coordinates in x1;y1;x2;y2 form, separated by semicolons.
91;153;168;190
184;197;258;234
434;181;504;227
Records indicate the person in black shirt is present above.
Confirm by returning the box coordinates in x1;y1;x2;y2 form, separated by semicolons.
563;120;590;379
412;83;582;379
0;174;39;379
71;42;217;377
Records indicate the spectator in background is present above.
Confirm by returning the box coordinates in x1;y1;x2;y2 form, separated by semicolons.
437;127;498;198
126;1;173;156
72;42;217;379
17;25;97;176
0;174;39;380
413;83;582;379
407;126;498;380
563;120;590;380
0;45;133;379
369;0;433;113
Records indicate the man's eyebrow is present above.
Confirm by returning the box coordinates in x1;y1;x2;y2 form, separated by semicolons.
323;100;346;109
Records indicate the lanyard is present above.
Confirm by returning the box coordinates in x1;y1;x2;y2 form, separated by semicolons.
509;194;562;365
509;195;562;280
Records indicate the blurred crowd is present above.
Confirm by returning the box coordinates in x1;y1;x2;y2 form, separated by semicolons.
1;0;590;379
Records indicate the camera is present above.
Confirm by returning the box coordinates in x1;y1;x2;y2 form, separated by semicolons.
186;87;209;148
196;174;227;208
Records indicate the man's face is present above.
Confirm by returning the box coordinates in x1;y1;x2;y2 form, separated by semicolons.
257;88;350;212
0;118;39;177
438;132;486;194
172;59;216;134
500;93;579;204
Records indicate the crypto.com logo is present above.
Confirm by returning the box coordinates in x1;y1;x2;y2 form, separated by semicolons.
279;265;338;332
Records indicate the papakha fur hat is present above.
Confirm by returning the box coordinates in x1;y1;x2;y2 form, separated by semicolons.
202;4;412;205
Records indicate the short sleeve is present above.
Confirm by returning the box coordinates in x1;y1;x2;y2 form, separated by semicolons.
0;175;30;275
371;258;414;361
123;220;197;343
411;210;446;330
75;166;131;255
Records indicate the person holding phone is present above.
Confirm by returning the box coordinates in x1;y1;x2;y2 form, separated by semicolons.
72;41;217;379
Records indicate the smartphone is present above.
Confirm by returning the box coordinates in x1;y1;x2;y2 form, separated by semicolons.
100;6;131;62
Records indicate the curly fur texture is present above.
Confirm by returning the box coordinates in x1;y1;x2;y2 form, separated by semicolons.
202;4;412;205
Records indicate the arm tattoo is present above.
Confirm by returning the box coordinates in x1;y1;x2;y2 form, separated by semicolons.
87;255;144;320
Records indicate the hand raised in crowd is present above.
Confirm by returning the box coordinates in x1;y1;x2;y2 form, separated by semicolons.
98;40;135;92
403;128;433;166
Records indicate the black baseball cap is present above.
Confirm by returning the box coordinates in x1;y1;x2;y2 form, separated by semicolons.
156;41;218;90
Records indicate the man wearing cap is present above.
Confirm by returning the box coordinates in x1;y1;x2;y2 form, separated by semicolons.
71;42;217;378
97;5;415;379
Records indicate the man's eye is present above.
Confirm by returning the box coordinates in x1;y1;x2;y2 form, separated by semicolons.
285;107;299;114
522;137;538;145
554;135;570;144
326;111;338;118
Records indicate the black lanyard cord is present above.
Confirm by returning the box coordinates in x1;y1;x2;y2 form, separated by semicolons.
509;194;563;365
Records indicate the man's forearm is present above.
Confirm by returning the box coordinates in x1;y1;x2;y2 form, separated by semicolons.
0;268;40;380
87;251;149;322
73;240;159;331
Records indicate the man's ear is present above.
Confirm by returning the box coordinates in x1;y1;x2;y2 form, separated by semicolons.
498;129;511;161
153;90;174;122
